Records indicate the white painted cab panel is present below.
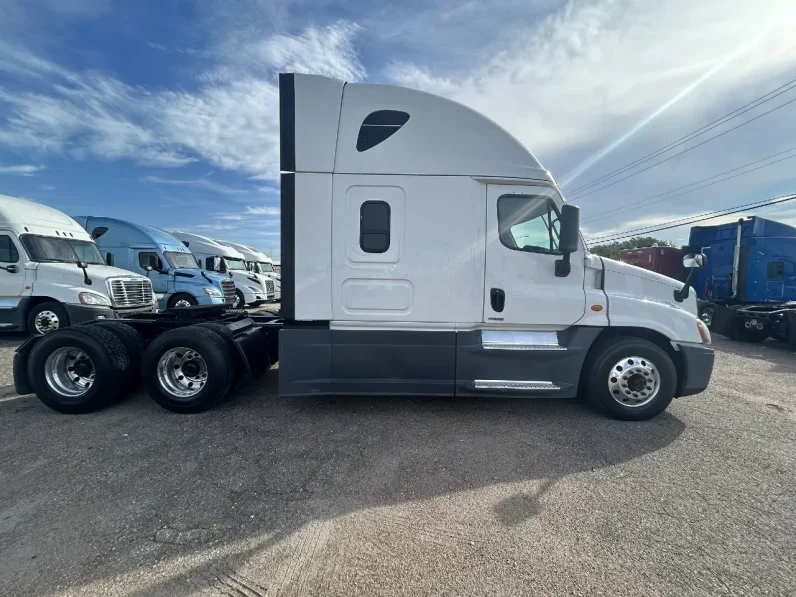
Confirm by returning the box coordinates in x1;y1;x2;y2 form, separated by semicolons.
331;175;485;323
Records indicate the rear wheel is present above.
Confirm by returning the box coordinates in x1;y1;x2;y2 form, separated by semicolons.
584;337;677;421
85;322;147;389
142;326;235;413
27;327;130;413
698;305;714;330
730;323;768;343
27;301;69;336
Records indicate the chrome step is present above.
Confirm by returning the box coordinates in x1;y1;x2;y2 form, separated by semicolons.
474;380;560;391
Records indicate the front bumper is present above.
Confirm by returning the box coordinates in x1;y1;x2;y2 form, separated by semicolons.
675;343;715;397
64;303;156;325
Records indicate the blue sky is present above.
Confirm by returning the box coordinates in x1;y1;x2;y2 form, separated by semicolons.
2;0;796;257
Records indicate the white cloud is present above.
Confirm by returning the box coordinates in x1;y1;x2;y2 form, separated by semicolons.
0;164;43;176
388;0;796;182
0;21;364;177
140;175;249;195
245;206;280;216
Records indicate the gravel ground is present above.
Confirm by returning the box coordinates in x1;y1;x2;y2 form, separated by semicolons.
1;330;794;597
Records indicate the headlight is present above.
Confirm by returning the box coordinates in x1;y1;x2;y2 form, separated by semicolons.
79;292;111;306
696;319;711;344
203;287;221;296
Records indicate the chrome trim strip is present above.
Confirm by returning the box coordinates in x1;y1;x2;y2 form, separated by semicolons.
481;330;565;351
474;380;560;391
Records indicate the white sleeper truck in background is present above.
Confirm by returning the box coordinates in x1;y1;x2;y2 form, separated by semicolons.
276;73;714;421
0;195;156;335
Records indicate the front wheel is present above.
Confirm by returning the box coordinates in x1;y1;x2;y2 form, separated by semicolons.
584;337;677;421
27;301;70;336
234;289;246;309
167;293;197;309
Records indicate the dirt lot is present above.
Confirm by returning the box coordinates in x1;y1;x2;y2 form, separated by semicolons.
1;332;795;597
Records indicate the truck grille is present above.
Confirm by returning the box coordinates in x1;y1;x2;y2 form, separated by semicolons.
221;279;236;304
108;278;154;308
265;279;274;294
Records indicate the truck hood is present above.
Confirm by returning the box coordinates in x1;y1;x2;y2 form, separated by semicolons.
229;270;267;289
601;257;698;316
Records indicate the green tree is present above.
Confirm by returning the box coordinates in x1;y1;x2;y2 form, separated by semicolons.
588;236;675;260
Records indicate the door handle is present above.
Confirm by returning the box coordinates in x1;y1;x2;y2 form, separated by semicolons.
490;288;505;312
2;265;17;274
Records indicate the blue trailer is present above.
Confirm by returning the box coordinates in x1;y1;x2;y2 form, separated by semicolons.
72;217;237;311
686;216;796;344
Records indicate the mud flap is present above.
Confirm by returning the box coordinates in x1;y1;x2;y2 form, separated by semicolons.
13;336;39;396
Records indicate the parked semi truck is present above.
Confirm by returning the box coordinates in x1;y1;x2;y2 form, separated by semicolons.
1;196;156;335
13;73;714;421
169;231;274;308
214;239;281;302
687;217;796;344
73;217;237;310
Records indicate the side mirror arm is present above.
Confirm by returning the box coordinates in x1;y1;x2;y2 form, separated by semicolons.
555;253;571;278
674;268;698;302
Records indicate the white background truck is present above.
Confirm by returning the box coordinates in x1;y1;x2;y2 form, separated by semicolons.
169;231;274;308
214;239;281;302
1;195;156;335
13;73;713;420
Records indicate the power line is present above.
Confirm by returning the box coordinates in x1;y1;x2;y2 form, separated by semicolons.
567;95;796;201
582;146;796;225
585;193;796;245
565;75;796;196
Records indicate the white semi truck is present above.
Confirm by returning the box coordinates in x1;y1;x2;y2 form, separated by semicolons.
1;195;156;335
213;239;281;302
13;73;714;420
169;231;274;308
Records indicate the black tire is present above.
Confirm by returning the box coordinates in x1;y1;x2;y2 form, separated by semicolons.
234;289;246;309
27;301;70;336
167;293;198;309
583;337;677;421
193;323;241;393
142;326;235;413
84;322;147;388
698;305;714;330
27;327;130;414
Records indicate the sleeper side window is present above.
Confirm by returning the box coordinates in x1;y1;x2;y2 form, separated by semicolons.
0;235;19;263
360;201;391;253
497;195;561;254
357;111;410;152
91;227;108;240
767;261;785;281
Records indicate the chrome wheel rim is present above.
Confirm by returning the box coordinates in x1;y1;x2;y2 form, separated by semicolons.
234;293;243;308
44;347;95;397
157;347;208;399
35;310;60;334
173;299;192;308
608;356;660;408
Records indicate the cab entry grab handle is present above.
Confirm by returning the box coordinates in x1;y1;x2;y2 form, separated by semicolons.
490;288;505;313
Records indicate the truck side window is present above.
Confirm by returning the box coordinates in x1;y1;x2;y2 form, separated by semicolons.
360;201;391;253
138;252;163;270
498;195;560;254
767;261;785;280
205;257;215;271
91;227;108;240
0;235;19;262
357;111;410;152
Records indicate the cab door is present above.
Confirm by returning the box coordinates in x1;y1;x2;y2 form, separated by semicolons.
484;184;586;325
0;231;29;329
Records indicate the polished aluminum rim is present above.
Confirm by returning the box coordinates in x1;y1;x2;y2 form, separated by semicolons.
157;347;208;399
173;299;192;308
608;356;660;408
700;307;713;329
35;310;60;334
234;293;244;308
44;347;95;397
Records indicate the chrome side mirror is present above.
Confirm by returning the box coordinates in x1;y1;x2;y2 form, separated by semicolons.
682;253;706;269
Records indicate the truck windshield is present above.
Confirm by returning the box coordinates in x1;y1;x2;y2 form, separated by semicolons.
21;235;105;265
225;257;247;270
258;261;275;273
164;251;200;269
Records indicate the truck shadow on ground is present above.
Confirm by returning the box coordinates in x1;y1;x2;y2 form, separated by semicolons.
0;371;685;597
